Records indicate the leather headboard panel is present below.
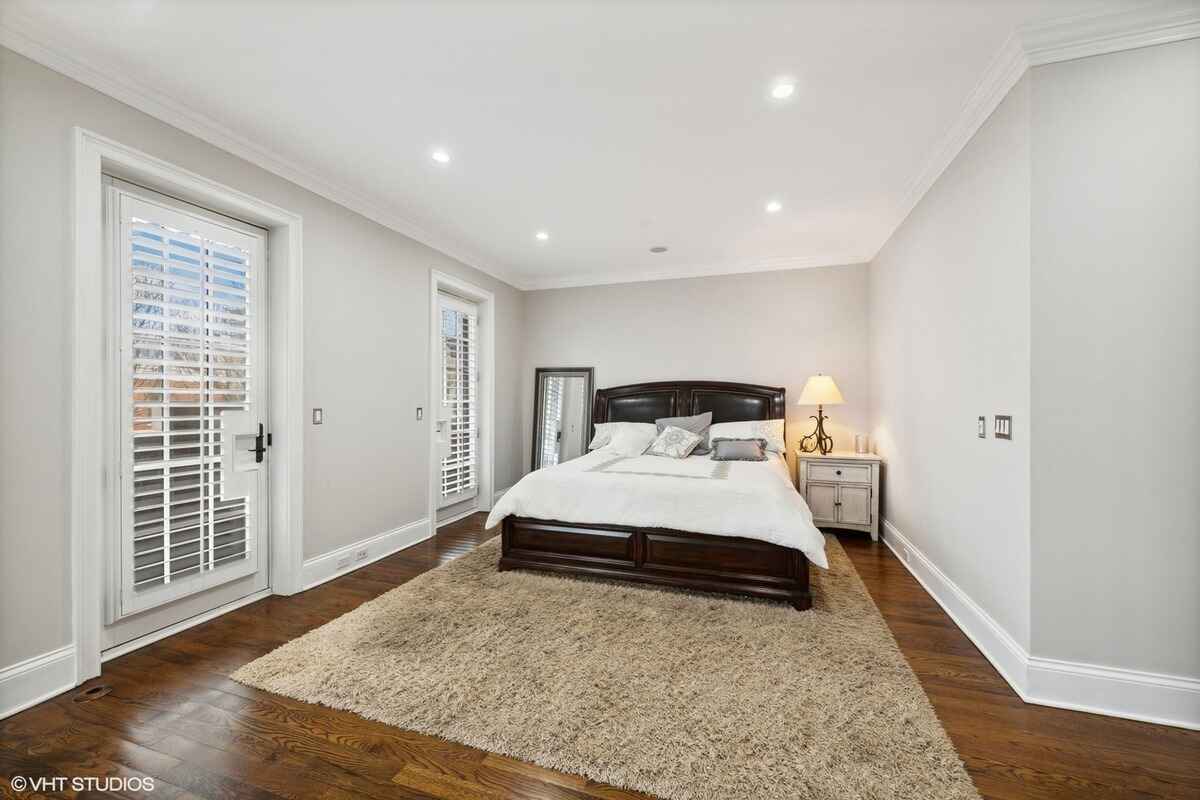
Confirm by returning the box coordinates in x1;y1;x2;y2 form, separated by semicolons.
690;389;774;424
605;390;678;424
592;381;785;440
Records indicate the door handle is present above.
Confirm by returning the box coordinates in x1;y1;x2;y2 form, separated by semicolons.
246;423;266;463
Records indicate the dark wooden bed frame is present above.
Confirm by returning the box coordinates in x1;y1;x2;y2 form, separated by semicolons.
499;380;812;610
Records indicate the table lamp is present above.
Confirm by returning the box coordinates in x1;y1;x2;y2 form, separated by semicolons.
797;374;844;455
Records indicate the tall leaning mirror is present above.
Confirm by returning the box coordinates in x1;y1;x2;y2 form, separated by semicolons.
531;367;594;470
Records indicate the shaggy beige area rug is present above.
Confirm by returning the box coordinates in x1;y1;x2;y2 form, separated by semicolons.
233;535;979;800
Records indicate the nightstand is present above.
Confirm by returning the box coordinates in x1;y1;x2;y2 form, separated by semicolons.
796;452;882;541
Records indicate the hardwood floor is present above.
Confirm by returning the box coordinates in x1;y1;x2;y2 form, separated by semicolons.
2;515;1197;799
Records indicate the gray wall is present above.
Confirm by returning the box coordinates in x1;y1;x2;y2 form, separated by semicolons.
869;38;1200;684
521;265;871;478
0;48;524;668
868;77;1033;649
1030;40;1200;677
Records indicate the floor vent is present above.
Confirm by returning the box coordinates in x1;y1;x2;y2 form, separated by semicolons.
73;684;112;703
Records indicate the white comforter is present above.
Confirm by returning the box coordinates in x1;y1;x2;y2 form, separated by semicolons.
486;449;828;568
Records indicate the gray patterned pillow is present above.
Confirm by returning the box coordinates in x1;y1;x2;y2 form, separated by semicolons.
710;437;768;461
647;425;704;459
655;411;713;455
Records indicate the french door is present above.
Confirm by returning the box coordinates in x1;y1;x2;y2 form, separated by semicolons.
436;292;479;508
103;179;269;649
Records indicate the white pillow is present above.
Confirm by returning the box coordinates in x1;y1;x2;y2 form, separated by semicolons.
646;425;703;459
708;419;786;454
607;424;658;456
588;422;656;451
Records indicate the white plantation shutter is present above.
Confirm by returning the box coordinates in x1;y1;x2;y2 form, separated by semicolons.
440;294;478;503
116;189;266;617
539;376;564;468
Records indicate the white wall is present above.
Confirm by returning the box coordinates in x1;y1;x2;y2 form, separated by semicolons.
0;47;524;669
521;265;871;476
868;77;1032;650
1029;40;1200;679
869;40;1200;723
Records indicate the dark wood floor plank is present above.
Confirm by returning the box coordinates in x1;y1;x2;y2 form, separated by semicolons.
0;733;198;800
2;515;1196;800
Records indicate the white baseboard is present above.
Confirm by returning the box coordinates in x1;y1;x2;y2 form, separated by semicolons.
881;519;1030;693
881;518;1199;730
0;645;76;720
301;517;431;591
1025;655;1200;731
2;520;432;720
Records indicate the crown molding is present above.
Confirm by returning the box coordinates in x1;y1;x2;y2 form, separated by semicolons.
519;252;871;291
883;1;1200;263
1019;2;1200;66
894;31;1030;243
0;9;530;291
3;3;1197;292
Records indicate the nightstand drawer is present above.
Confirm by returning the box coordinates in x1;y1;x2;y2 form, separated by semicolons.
807;463;872;483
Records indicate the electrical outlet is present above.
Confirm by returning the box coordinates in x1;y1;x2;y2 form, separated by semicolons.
355;548;369;561
312;408;324;425
977;416;987;438
336;554;352;569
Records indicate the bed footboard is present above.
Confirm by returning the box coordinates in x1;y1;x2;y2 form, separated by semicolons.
499;516;812;610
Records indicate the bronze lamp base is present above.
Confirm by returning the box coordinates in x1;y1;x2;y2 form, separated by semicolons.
798;404;834;455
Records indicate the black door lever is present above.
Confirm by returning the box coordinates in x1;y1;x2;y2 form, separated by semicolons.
247;423;266;463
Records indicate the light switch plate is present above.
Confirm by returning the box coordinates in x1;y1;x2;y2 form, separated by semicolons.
995;415;1012;440
312;407;324;425
416;407;423;421
977;416;986;438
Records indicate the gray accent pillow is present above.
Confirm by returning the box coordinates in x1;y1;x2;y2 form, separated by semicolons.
710;437;768;461
655;411;713;455
647;425;704;459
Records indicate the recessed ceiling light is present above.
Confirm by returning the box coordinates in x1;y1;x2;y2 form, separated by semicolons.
535;231;549;241
431;148;451;164
765;200;783;213
649;246;668;253
769;80;795;100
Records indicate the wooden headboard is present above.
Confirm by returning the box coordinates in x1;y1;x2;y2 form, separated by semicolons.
591;380;785;440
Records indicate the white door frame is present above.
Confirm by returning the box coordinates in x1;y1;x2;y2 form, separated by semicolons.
71;128;305;685
428;271;495;525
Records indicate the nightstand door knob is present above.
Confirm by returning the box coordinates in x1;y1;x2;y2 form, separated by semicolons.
835;469;842;475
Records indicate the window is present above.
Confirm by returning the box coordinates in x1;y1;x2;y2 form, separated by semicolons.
439;294;479;505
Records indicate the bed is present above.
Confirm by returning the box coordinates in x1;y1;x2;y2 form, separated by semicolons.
486;381;825;609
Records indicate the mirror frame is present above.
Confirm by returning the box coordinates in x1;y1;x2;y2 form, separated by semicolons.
530;367;595;470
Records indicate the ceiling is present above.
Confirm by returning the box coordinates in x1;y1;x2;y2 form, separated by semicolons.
0;0;1148;289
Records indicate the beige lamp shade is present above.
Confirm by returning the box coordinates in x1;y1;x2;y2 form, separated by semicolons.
797;374;844;406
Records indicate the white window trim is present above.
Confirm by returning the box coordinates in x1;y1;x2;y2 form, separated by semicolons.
428;271;495;524
71;128;305;685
